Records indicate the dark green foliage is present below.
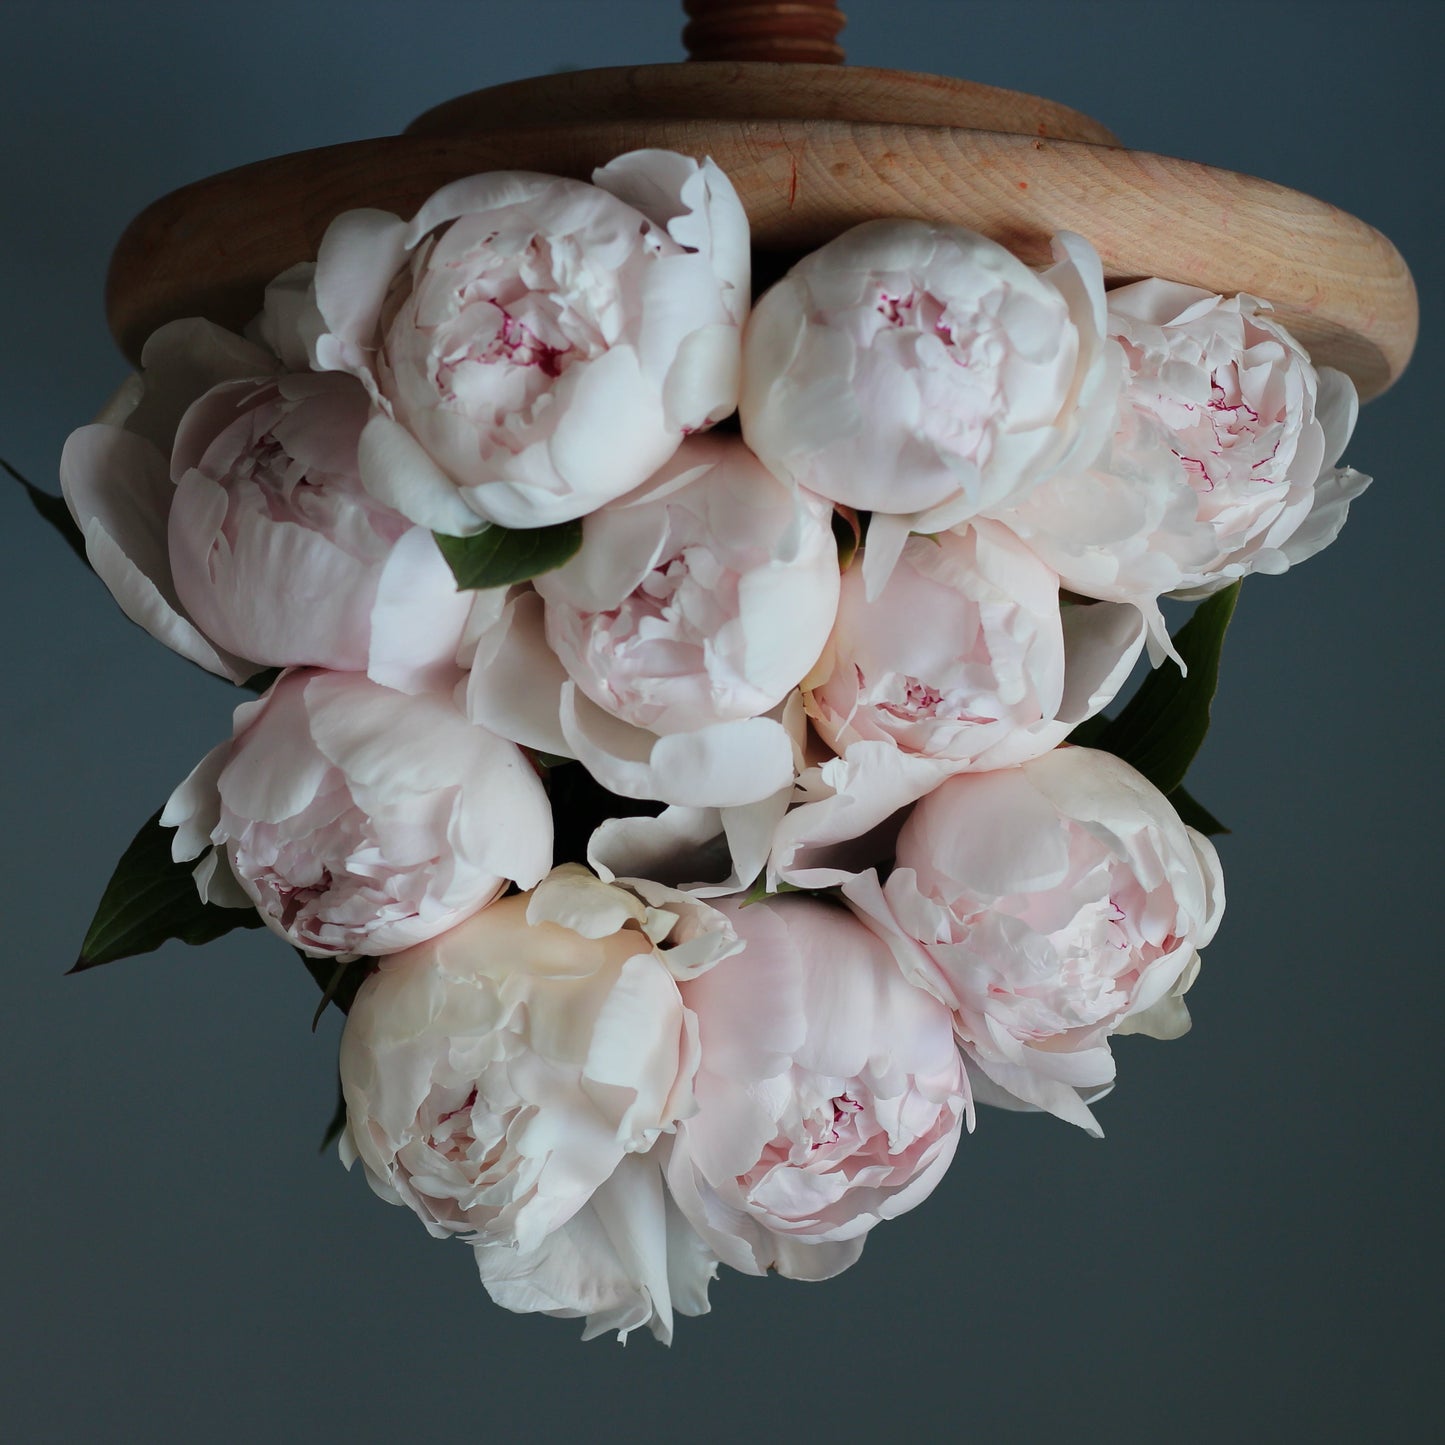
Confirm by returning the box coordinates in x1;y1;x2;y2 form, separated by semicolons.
71;811;264;971
433;519;583;590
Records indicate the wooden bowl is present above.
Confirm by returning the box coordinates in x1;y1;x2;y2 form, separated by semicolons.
105;61;1417;398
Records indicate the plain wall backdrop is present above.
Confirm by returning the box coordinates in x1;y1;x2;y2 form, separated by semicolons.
2;2;1440;1440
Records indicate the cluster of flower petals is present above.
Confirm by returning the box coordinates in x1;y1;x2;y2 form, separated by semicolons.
465;434;838;809
993;280;1370;649
846;747;1224;1134
58;141;1382;1343
339;873;966;1339
742;220;1119;596
61;319;472;692
308;151;750;534
163;670;552;960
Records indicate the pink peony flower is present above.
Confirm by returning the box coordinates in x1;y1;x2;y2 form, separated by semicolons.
804;523;1142;774
162;670;552;958
465;437;835;808
60;320;468;692
997;281;1370;647
666;895;967;1280
741;221;1117;594
846;747;1224;1133
309;151;749;533
339;873;719;1342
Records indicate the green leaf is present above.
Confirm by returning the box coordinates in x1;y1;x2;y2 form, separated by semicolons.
433;519;583;590
739;875;805;907
71;810;264;971
4;455;88;567
300;952;376;1026
318;1076;348;1154
1072;581;1241;797
240;665;283;696
1167;785;1230;837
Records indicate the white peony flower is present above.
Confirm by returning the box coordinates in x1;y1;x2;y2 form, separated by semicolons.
339;873;720;1341
847;747;1224;1134
464;438;835;808
60;320;468;692
997;281;1371;647
804;523;1142;774
308;151;749;533
741;220;1117;594
666;894;967;1280
162;670;552;959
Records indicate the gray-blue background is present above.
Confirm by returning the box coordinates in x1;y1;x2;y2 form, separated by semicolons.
2;2;1439;1439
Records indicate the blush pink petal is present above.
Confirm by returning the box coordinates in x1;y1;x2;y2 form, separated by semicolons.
463;588;573;756
60;424;254;682
167;671;552;958
847;748;1223;1132
743;222;1116;595
364;526;472;695
667;896;966;1279
309;155;748;532
559;684;796;809
472;1155;716;1344
356;412;489;536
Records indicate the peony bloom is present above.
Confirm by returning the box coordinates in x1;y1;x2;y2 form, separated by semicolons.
339;870;724;1342
162;670;552;958
308;150;750;533
465;437;835;808
666;895;967;1280
60;319;468;692
846;747;1224;1134
804;523;1142;774
741;220;1116;594
998;281;1370;644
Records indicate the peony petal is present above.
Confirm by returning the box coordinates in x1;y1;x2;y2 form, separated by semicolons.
160;740;231;861
365;526;472;695
126;319;280;453
357;412;488;535
560;685;794;808
463;588;573;756
473;1155;709;1344
526;864;648;940
312;207;412;368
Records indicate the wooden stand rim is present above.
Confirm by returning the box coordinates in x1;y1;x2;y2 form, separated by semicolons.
105;116;1417;400
405;62;1121;148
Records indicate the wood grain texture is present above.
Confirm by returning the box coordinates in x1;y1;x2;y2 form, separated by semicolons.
405;62;1120;146
682;0;847;64
107;118;1417;398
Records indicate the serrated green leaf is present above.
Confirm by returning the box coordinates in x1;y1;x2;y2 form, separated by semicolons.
1072;582;1241;797
71;810;264;971
433;519;583;590
1167;785;1230;837
4;455;88;567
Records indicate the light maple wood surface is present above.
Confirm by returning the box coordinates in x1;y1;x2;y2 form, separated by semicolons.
406;63;1120;145
105;64;1417;398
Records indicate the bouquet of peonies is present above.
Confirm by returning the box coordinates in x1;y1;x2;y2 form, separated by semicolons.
43;149;1369;1342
